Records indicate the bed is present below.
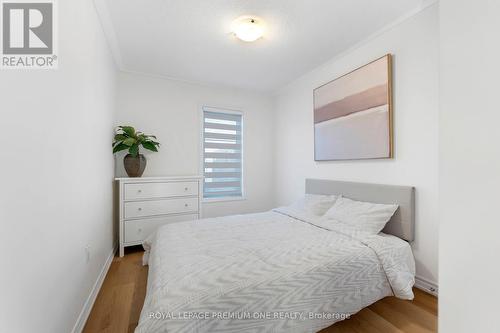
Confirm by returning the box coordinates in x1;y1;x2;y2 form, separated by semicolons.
135;179;416;333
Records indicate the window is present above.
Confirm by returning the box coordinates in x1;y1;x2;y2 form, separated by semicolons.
202;107;243;200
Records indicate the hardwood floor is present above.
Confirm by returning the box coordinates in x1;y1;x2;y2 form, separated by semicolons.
83;247;148;333
83;247;437;333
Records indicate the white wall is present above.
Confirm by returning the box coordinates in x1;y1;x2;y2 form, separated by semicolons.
439;1;500;332
0;1;116;332
273;5;439;285
115;72;275;217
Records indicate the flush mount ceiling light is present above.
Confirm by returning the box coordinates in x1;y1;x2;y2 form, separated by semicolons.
231;16;265;42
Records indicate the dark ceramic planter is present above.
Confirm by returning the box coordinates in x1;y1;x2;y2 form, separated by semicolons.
123;154;146;177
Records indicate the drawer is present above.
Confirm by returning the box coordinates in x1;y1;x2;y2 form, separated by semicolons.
124;197;199;219
124;214;198;243
124;181;198;200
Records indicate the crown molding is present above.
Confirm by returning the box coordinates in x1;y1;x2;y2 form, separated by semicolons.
273;0;438;95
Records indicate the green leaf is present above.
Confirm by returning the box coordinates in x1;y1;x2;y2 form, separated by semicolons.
114;134;127;141
142;141;158;152
112;142;129;154
123;137;136;146
129;144;139;157
137;134;146;144
115;126;159;154
121;126;136;138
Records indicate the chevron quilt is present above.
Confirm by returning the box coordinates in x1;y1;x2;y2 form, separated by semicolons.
135;209;415;333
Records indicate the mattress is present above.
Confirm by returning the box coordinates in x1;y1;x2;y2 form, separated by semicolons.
135;209;415;333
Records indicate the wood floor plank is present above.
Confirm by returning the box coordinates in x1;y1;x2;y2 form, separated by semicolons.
321;308;405;333
84;248;438;333
83;283;135;333
352;308;404;333
370;296;437;333
412;288;438;315
128;254;148;333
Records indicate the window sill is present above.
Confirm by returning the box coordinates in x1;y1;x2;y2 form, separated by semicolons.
202;196;246;204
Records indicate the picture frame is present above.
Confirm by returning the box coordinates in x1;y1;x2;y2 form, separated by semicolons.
313;54;393;161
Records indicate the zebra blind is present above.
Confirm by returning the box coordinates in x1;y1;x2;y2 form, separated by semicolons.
203;108;243;199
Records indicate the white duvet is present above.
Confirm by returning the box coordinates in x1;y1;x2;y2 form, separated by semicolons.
136;209;415;333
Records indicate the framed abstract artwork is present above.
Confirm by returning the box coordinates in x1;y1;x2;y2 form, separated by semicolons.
313;54;393;161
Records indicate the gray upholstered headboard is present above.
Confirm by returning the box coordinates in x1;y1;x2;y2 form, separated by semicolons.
305;179;415;241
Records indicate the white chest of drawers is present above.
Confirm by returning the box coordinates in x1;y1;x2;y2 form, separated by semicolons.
116;176;202;257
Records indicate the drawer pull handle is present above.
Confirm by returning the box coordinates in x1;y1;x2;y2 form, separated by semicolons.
138;189;142;193
185;187;188;191
138;228;142;233
138;207;142;211
185;203;188;207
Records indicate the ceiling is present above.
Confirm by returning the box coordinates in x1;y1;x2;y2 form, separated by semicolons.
99;0;428;92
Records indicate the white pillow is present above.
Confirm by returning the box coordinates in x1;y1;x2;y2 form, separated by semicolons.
289;194;339;217
322;196;398;234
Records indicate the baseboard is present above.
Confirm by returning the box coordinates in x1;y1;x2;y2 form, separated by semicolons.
415;276;438;297
71;244;117;333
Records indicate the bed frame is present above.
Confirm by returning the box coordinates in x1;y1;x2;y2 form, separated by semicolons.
305;179;415;241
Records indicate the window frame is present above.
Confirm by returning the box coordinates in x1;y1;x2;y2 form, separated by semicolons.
200;106;245;203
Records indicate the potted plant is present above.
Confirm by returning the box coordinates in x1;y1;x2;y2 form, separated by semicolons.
112;126;160;177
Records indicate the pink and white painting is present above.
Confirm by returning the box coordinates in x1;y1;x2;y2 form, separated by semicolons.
313;55;393;161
